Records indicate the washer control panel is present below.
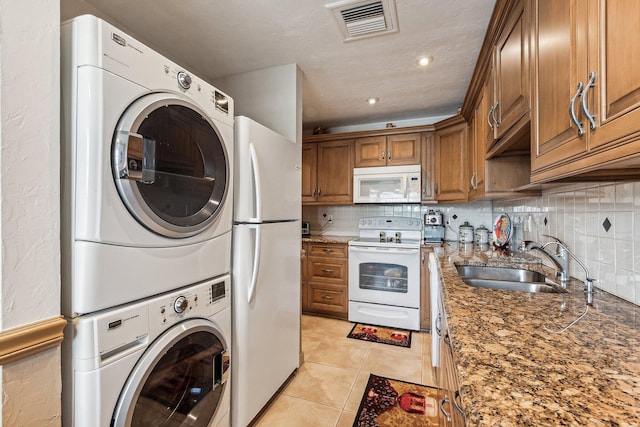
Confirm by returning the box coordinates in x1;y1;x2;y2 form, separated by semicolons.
153;275;230;327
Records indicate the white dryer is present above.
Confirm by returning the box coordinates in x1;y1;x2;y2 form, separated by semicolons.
61;15;235;316
62;275;231;427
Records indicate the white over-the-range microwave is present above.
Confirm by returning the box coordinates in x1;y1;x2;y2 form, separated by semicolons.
353;164;421;203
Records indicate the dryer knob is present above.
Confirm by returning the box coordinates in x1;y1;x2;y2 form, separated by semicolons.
174;296;189;313
177;71;192;90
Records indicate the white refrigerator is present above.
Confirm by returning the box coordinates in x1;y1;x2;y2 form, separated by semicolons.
231;116;301;427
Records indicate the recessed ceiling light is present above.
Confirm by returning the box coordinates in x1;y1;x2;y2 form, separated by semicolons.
416;55;433;66
367;97;379;105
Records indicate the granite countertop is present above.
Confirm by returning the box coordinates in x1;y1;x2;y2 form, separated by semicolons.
437;242;640;426
302;234;357;244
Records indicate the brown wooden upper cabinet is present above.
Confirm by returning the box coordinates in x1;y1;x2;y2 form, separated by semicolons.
354;133;421;167
486;0;531;157
302;139;353;204
420;132;436;202
531;0;640;183
434;118;469;203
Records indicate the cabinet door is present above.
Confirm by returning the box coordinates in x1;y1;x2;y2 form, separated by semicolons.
316;140;353;203
301;144;318;203
435;122;469;203
387;133;421;165
531;0;589;173
470;82;490;199
485;64;497;148
354;136;386;167
588;0;640;150
421;132;436;202
493;0;531;141
301;243;308;313
305;282;348;318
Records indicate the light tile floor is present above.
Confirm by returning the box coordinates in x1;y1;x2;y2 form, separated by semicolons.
252;315;435;426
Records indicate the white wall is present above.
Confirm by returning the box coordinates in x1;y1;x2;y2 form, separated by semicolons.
0;0;61;424
214;64;303;144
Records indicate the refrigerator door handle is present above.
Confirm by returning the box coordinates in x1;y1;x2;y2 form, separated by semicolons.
247;223;262;304
249;143;262;222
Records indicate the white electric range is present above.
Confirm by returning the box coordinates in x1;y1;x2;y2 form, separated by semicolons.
348;217;423;330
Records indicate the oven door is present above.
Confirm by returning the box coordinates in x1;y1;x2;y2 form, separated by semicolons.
348;245;420;308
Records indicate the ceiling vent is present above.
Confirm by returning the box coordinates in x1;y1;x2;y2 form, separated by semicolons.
325;0;399;42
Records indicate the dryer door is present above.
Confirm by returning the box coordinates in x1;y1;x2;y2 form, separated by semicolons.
112;93;230;238
112;319;230;427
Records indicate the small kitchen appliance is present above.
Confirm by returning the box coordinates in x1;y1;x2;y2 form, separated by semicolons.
353;165;421;203
301;221;310;236
423;209;445;243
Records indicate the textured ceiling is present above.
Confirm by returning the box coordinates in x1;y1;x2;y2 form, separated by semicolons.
61;0;496;131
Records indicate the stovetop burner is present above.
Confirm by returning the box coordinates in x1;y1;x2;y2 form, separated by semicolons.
349;216;423;249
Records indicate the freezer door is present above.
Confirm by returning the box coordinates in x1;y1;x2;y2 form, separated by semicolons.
234;116;301;222
231;221;301;427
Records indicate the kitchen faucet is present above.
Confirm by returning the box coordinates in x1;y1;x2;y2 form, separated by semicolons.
518;235;596;305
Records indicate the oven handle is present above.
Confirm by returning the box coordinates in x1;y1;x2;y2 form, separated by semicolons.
349;246;420;255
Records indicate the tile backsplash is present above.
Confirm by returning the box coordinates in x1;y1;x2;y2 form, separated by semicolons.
302;180;640;306
302;201;493;242
494;181;640;306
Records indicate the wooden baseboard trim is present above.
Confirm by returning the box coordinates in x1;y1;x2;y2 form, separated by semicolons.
0;316;67;365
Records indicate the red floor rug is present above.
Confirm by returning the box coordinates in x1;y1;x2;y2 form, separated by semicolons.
353;374;439;427
347;323;411;348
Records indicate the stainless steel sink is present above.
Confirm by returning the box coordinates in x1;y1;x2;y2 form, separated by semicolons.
455;265;566;293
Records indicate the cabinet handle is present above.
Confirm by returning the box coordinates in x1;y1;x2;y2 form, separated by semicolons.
581;72;597;131
470;172;477;190
322;295;334;300
321;269;334;274
322;248;333;253
381;151;385;160
435;314;442;337
440;395;452;423
491;102;500;127
317;188;321;197
435;183;439;195
487;105;495;131
388;151;392;160
569;81;585;136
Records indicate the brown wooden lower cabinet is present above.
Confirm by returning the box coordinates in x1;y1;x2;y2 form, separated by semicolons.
302;242;349;319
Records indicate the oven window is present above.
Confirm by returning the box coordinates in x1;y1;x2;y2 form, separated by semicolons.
359;262;408;293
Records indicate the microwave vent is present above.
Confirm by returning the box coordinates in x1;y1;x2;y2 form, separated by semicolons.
325;0;399;42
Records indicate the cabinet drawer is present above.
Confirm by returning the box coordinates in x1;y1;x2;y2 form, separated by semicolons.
308;243;348;258
306;282;348;316
308;258;347;283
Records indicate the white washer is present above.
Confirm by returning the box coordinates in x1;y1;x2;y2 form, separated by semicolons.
62;275;231;427
61;15;235;316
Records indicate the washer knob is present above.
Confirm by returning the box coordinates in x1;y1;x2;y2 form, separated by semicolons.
177;71;192;90
174;296;188;313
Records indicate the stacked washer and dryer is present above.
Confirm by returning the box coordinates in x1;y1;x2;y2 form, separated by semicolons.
61;15;234;426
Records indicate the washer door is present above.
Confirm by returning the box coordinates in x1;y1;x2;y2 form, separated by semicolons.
112;93;229;238
112;319;230;427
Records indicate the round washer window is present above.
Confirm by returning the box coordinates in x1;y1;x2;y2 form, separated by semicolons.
112;93;229;238
112;320;230;427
